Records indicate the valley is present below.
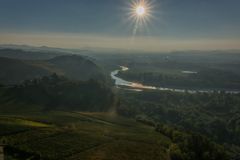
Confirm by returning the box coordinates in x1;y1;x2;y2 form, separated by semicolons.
0;47;240;160
1;1;240;159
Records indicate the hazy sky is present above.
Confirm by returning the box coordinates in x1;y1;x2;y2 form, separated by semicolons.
0;0;240;52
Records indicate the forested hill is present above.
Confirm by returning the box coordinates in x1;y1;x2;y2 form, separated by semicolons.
0;57;51;84
0;53;106;84
1;74;115;112
49;55;106;81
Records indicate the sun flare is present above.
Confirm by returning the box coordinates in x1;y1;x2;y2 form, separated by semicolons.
127;0;155;37
129;0;153;20
136;6;145;16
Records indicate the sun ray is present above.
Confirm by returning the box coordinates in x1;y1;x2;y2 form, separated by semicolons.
128;0;154;37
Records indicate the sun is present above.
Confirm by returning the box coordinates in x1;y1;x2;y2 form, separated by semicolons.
127;0;155;36
136;6;145;16
129;0;153;20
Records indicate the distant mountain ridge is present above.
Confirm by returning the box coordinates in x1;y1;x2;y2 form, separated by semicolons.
0;44;90;56
0;48;65;60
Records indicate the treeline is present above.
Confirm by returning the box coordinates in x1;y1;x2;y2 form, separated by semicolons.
2;74;115;111
117;90;240;158
155;123;227;160
135;116;228;160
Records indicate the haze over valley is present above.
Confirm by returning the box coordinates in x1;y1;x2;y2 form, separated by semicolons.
1;0;240;160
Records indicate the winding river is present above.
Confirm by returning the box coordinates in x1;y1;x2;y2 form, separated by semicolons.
111;66;240;94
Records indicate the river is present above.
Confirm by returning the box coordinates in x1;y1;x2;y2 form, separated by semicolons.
110;66;240;94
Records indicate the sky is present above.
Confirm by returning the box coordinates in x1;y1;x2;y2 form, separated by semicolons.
0;0;240;52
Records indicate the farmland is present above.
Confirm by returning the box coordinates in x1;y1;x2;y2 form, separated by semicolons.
0;108;171;160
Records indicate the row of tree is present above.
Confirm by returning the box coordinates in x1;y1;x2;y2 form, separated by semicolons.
156;123;227;160
3;74;115;112
117;90;240;158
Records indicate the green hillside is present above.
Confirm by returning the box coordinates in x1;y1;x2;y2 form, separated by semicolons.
0;57;51;84
49;55;106;81
0;53;106;85
0;108;171;160
1;74;114;112
0;80;231;160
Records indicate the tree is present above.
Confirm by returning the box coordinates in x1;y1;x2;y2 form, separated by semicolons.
169;144;184;160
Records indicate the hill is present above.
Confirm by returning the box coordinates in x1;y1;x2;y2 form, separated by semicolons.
0;101;228;160
0;78;169;160
0;110;171;160
117;89;240;159
2;74;114;112
0;57;51;84
49;55;106;81
0;54;106;85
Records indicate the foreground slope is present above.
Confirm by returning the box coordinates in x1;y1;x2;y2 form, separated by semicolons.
0;108;171;160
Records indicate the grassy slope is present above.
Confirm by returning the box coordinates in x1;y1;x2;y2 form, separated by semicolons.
0;106;171;160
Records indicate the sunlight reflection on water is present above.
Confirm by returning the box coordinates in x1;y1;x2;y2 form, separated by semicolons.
111;66;240;94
